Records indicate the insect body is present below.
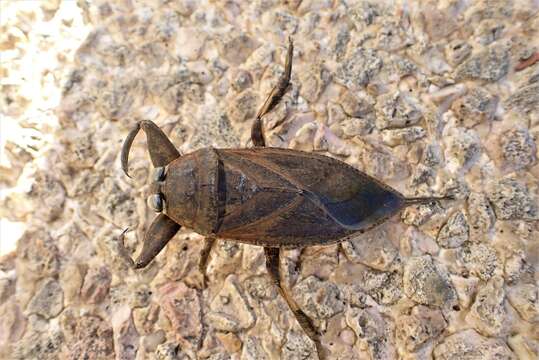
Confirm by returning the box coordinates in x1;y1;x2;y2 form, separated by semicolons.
163;146;409;247
119;38;449;357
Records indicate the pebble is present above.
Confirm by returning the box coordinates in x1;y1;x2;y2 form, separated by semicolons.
508;334;539;360
341;224;399;271
437;211;469;248
208;274;256;332
452;87;497;127
381;126;426;147
375;91;423;129
350;268;402;305
506;83;539;114
457;242;499;281
466;276;507;337
500;127;537;170
293;275;344;320
227;90;258;123
159;281;202;349
455;44;510;82
487;176;538;220
60;311;115;359
466;192;496;241
445;40;472;66
79;266;111;304
25;278;64;319
507;283;539;323
433;329;514;359
281;331;315;360
0;301;26;346
241;335;268;360
396;305;447;352
444;127;481;173
335;48;383;91
403;256;457;308
346;307;395;359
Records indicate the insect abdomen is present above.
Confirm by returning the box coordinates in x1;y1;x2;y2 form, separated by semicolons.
212;147;406;247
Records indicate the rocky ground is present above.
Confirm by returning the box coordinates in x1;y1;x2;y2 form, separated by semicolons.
1;0;538;359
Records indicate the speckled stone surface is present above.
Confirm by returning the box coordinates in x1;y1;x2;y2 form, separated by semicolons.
1;1;539;359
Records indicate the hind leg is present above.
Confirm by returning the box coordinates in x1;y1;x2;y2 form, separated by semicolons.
251;37;294;147
264;247;323;357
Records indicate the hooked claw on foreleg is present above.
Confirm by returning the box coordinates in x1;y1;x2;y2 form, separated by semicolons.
117;214;181;269
121;120;181;178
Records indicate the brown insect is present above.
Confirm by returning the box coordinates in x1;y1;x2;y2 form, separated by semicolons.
119;37;450;356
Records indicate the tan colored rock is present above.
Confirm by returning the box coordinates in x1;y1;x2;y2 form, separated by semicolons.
59;310;115;359
227;90;259;124
133;302;160;335
403;256;457;308
507;283;539;323
159;281;202;349
466;276;508;337
111;305;139;360
508;334;539;360
0;301;26;347
466;192;496;242
281;331;316;360
294;275;344;320
25;278;64;319
450;274;479;309
396;305;447;352
216;331;242;354
241;336;269;359
346;307;395;359
437;211;469;248
375;91;423;129
457;242;499;281
342;223;399;271
208;274;255;332
80;266;111;304
434;329;514;359
487;176;539;221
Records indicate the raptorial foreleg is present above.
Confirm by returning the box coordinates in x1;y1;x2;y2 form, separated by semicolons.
121;120;181;178
118;213;181;269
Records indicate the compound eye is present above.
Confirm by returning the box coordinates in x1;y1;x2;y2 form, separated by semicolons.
147;193;163;212
154;167;166;182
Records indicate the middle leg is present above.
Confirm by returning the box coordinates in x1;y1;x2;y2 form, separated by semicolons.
199;236;216;288
264;247;320;341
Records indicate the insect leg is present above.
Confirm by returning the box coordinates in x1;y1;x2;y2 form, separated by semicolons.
264;247;323;354
404;194;455;205
199;236;216;288
122;120;181;178
118;213;181;269
251;37;294;147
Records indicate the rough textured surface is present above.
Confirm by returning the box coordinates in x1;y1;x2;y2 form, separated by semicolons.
433;329;514;360
1;0;539;359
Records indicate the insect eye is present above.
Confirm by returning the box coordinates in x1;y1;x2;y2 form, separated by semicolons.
154;167;166;182
147;193;163;212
